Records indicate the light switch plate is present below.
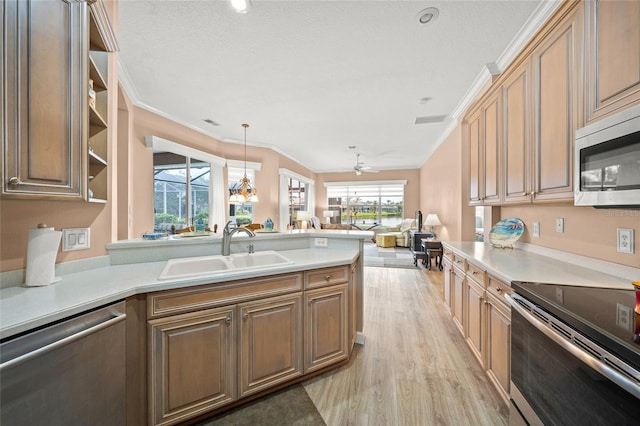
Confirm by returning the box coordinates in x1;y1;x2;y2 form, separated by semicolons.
617;228;634;254
62;228;90;251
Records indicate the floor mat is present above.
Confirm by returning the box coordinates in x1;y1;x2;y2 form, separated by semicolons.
195;384;326;426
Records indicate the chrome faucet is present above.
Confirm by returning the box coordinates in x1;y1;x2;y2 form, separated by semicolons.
222;221;255;256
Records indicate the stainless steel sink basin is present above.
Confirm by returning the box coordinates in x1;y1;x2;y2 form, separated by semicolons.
158;250;293;280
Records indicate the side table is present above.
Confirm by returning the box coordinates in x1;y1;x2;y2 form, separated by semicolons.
421;239;443;270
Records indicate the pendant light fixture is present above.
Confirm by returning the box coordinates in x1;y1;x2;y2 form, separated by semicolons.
229;123;258;204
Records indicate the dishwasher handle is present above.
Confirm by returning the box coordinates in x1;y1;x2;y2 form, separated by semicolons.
0;311;126;372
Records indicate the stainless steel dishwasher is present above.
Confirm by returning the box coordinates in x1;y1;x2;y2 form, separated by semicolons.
1;300;126;426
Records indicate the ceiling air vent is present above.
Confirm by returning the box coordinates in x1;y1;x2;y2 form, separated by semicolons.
414;115;448;125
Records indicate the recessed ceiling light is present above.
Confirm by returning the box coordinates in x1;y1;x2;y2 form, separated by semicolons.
203;119;220;126
229;0;251;14
419;97;432;104
417;7;439;25
415;115;448;124
348;146;357;150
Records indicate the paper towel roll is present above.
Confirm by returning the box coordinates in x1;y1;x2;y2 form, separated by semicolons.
25;226;62;287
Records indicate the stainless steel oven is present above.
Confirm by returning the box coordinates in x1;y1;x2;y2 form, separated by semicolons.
506;282;640;425
574;104;640;208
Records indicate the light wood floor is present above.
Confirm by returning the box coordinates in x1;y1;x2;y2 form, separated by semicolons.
303;267;508;426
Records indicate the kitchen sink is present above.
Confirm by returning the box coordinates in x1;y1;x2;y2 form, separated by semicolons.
158;250;293;280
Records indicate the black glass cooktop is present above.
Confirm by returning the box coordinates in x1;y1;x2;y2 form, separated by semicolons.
512;281;640;371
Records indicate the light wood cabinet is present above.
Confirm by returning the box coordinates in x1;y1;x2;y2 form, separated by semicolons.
148;306;236;426
304;284;348;374
349;263;358;349
147;266;354;425
442;246;512;408
485;275;511;405
464;262;486;365
239;293;303;398
442;257;453;314
531;5;581;202
2;0;116;201
2;0;86;199
466;90;502;206
585;0;640;123
452;257;465;335
502;60;532;204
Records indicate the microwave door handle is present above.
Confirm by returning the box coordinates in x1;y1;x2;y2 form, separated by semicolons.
505;293;640;400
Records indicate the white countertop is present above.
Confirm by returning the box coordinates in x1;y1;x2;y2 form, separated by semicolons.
442;241;635;290
0;248;359;340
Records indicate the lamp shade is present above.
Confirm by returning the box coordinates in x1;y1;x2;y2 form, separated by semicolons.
297;211;312;221
424;214;442;227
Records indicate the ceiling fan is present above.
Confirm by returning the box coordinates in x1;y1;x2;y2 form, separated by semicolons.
353;153;378;176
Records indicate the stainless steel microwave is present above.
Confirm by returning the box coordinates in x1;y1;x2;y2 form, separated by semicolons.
574;104;640;208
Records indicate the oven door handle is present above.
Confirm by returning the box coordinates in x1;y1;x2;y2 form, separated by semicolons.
505;293;640;400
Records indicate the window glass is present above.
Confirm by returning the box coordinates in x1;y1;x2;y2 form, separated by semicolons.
153;153;210;231
326;183;404;228
288;178;307;227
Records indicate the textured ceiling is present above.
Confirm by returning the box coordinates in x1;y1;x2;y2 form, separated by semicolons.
118;0;546;173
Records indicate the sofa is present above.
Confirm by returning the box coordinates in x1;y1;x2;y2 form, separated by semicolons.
377;218;417;247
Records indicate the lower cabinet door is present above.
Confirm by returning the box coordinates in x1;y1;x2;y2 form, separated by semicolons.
239;293;303;397
465;279;485;365
148;306;236;426
486;293;511;404
304;284;349;374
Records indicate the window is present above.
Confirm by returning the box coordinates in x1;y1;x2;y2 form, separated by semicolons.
279;169;314;230
325;181;405;228
147;136;226;233
153;153;210;231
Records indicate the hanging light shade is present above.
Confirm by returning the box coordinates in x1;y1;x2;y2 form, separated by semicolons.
229;123;258;204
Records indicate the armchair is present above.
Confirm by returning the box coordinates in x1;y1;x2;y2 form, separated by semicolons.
383;218;417;247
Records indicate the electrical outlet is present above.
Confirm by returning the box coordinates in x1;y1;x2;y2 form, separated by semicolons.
62;228;90;251
555;288;563;304
617;228;634;253
314;237;328;247
555;218;564;233
532;222;540;238
616;303;633;332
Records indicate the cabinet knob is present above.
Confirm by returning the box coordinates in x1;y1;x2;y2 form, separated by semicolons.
495;287;503;293
325;275;331;281
522;192;528;196
225;316;232;325
243;313;249;320
8;177;20;186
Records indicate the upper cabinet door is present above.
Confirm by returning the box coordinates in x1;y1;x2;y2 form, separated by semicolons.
585;0;640;123
2;0;87;200
531;6;581;202
466;109;483;206
482;91;502;205
502;60;532;204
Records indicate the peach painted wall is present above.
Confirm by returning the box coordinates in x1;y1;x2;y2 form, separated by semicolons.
418;124;474;242
128;107;317;237
502;205;640;269
315;169;421;221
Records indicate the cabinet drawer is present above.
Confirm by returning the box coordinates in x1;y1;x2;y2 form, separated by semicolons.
305;266;349;289
452;253;466;273
443;247;454;261
466;262;486;287
147;273;303;319
486;274;511;308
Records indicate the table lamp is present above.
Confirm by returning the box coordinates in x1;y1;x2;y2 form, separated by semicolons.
297;211;312;229
323;210;336;224
424;213;442;237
